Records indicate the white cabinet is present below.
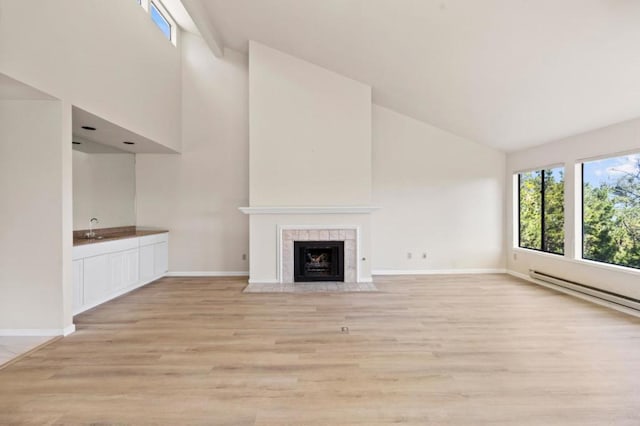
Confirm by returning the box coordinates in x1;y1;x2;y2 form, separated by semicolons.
83;254;110;306
139;233;169;284
109;248;139;291
154;242;168;276
72;259;84;312
125;249;140;287
72;232;168;315
139;244;155;282
109;251;125;291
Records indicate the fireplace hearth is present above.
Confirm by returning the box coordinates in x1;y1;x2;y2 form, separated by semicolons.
294;241;344;282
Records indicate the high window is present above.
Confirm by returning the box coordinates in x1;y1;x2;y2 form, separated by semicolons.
150;1;172;41
135;0;176;44
582;153;640;269
518;167;565;254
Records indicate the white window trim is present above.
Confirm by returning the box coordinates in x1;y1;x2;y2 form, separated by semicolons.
577;151;640;270
513;165;566;255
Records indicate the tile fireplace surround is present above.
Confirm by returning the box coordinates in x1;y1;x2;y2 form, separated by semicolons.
280;226;358;283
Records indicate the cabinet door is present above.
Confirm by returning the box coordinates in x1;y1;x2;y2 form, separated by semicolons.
124;248;139;287
72;259;84;312
139;244;155;282
109;251;125;291
110;248;140;291
154;242;168;276
83;254;110;305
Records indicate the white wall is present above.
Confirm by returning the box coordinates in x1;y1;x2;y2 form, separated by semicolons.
72;151;136;230
0;100;69;332
0;0;181;152
507;117;640;300
136;34;249;273
135;36;506;277
249;41;372;206
372;105;506;272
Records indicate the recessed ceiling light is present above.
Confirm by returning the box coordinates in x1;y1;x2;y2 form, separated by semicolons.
72;141;81;145
123;141;135;145
81;126;96;131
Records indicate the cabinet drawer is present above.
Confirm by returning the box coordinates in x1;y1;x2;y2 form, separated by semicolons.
139;233;168;247
73;237;138;260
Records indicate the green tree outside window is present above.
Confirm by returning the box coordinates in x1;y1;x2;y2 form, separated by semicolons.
518;167;564;254
583;155;640;269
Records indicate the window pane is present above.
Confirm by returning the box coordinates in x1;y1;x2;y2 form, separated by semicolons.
583;153;640;269
519;171;542;250
543;167;564;254
150;2;171;40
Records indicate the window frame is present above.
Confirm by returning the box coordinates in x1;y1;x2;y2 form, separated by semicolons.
516;166;565;256
580;151;640;271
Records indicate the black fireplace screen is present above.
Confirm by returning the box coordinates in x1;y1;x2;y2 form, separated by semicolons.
294;241;344;282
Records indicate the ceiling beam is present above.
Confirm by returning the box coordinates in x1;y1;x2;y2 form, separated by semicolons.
181;0;224;58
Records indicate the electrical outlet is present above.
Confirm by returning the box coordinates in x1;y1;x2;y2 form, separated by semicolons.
407;252;412;259
242;254;247;261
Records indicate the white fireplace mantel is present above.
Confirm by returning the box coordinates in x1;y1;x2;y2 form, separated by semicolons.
239;206;379;215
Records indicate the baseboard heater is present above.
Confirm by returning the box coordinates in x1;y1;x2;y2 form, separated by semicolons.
529;269;640;312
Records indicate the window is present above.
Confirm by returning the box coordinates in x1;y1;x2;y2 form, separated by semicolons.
518;167;565;254
150;1;172;41
135;0;176;44
582;153;640;269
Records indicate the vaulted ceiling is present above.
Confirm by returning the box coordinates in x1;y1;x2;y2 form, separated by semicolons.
193;0;640;152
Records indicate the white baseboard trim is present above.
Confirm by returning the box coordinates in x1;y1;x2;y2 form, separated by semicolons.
506;270;640;318
372;268;507;276
0;327;72;337
166;271;249;277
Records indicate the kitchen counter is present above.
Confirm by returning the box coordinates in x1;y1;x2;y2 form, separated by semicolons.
72;229;169;315
73;226;168;246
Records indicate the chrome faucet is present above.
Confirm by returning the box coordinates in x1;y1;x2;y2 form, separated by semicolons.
86;217;99;238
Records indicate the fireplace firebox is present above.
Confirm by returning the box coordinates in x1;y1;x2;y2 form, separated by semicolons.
294;241;344;282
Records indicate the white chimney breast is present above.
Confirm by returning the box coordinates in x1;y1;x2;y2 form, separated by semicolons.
245;41;375;285
249;41;372;207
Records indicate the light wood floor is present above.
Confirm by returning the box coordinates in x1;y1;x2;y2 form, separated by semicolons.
1;274;639;425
